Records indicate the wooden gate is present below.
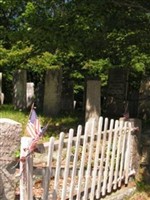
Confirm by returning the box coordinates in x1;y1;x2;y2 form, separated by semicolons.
19;117;135;200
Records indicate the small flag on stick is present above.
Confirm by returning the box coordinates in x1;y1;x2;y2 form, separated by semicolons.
26;108;41;138
16;105;49;177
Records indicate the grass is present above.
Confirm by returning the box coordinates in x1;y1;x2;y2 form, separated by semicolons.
0;104;84;139
0;104;29;135
127;181;150;200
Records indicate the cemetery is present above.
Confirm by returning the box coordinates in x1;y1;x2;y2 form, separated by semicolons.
0;68;150;199
0;1;150;199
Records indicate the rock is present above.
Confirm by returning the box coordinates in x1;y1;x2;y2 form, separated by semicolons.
0;118;22;200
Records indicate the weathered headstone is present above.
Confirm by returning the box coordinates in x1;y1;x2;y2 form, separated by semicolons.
13;70;27;110
26;82;34;108
106;68;128;118
61;80;74;112
0;72;2;93
138;77;150;120
128;90;139;118
0;72;4;105
0;118;22;200
43;69;62;116
35;82;44;112
85;79;101;132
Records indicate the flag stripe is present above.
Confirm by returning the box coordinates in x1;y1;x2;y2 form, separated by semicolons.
26;109;41;138
26;123;37;138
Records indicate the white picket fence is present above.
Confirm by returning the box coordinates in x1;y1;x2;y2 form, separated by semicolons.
19;117;135;200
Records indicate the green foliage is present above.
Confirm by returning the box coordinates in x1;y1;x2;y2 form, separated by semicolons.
23;2;36;19
83;58;112;85
57;51;85;96
0;42;33;102
0;0;150;104
0;42;33;69
120;45;150;73
13;149;20;159
27;52;61;73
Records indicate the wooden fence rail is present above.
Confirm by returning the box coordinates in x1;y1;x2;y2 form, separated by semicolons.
20;117;136;200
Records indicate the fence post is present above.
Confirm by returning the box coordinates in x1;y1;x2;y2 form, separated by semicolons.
20;137;33;200
120;118;142;181
128;118;142;181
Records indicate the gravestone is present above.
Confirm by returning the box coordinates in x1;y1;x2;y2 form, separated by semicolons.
106;68;128;118
0;72;2;93
43;69;62;116
128;90;139;118
61;80;74;112
85;79;101;132
0;72;4;104
26;82;34;108
13;70;27;110
138;77;150;120
35;82;44;112
0;118;22;200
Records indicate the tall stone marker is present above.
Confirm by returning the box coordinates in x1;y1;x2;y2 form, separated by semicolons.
85;79;101;132
13;70;27;110
43;69;62;116
26;82;34;108
0;118;22;200
0;72;2;93
0;72;4;104
138;77;150;120
106;68;128;118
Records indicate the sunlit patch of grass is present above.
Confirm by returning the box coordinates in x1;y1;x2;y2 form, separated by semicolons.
0;104;29;135
0;104;84;140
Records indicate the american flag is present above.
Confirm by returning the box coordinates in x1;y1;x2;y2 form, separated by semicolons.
26;108;41;138
16;107;49;177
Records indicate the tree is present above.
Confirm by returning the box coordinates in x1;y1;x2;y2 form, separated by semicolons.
0;0;150;104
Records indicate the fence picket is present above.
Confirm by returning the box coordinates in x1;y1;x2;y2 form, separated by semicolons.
20;117;134;200
125;122;132;184
113;120;124;190
53;132;64;199
69;125;82;200
118;122;127;187
43;137;54;200
61;129;74;200
96;117;109;199
90;117;103;200
83;119;95;200
107;120;119;193
102;119;114;196
77;122;89;200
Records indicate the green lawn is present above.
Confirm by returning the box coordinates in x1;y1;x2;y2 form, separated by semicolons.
0;104;84;139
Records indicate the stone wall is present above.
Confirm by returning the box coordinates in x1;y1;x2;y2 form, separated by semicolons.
0;119;22;200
